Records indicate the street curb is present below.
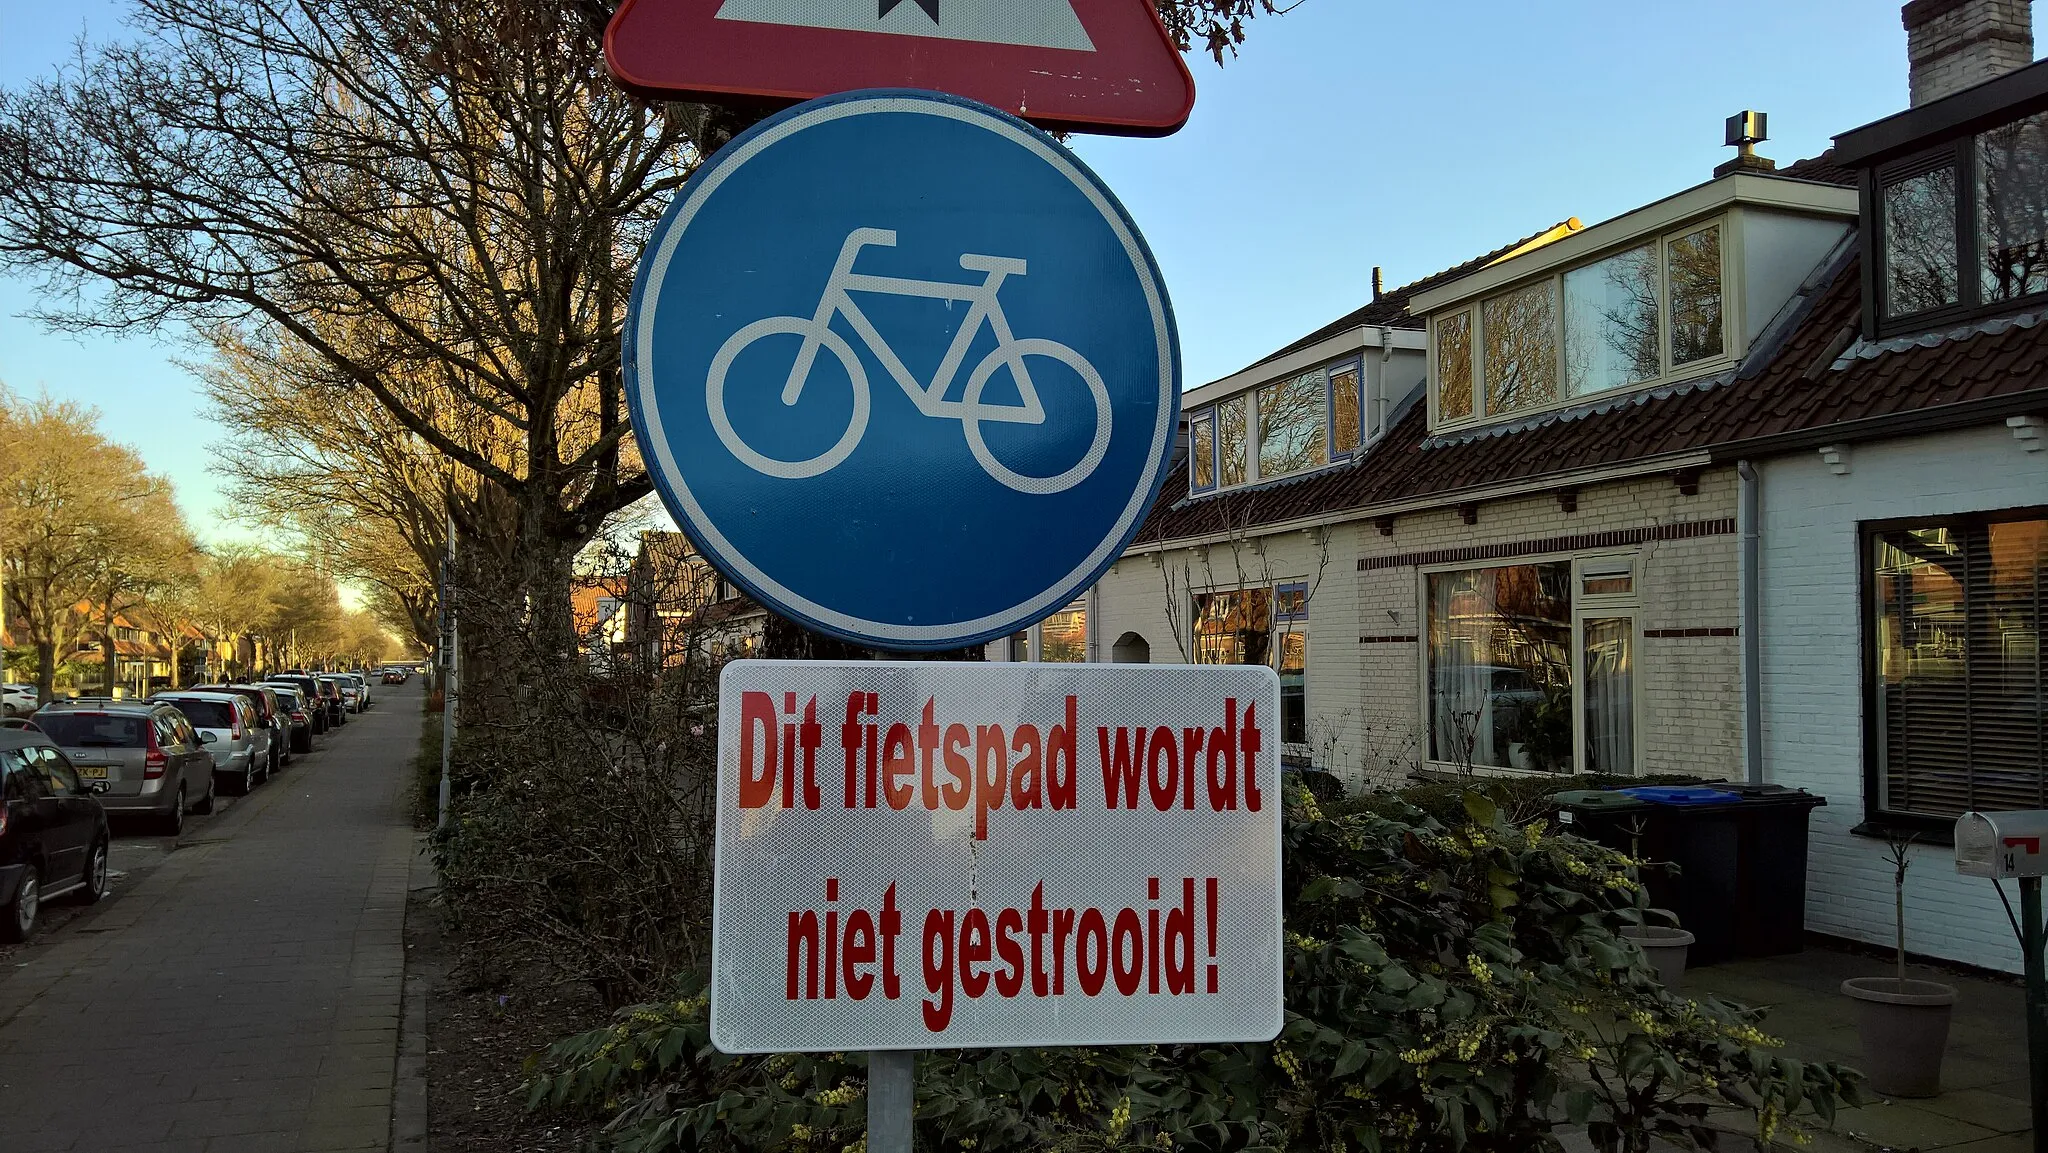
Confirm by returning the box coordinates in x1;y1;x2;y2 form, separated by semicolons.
393;831;431;1151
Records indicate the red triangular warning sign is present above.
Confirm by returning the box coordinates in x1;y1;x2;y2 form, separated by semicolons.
605;0;1196;137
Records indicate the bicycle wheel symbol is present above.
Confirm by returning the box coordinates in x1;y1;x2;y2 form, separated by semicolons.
706;317;871;481
960;339;1112;495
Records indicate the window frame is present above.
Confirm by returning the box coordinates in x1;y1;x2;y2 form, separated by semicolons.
1429;215;1735;433
1187;407;1217;495
1868;120;2048;336
1414;550;1645;778
1187;354;1368;496
1326;358;1365;460
1857;504;2048;836
1191;580;1312;759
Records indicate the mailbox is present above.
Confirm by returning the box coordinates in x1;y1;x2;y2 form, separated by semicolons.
1955;810;2048;879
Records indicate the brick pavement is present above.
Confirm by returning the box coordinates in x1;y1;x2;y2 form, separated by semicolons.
0;686;422;1153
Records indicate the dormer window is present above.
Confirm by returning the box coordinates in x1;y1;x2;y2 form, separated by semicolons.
1429;220;1729;429
1186;354;1375;495
1876;112;2048;327
1838;60;2048;336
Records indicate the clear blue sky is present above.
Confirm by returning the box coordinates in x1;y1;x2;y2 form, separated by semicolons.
0;0;2020;538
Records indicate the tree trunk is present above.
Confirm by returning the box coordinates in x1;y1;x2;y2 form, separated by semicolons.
34;639;55;704
102;599;117;697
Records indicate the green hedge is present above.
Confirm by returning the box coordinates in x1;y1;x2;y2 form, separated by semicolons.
527;783;1857;1153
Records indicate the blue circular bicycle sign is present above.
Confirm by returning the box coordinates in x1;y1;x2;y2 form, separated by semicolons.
627;89;1180;651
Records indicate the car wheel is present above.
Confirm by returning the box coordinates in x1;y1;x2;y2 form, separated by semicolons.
73;839;109;905
193;773;215;815
1;865;39;944
163;786;187;835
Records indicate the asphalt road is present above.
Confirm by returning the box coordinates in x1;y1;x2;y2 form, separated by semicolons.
0;680;423;1153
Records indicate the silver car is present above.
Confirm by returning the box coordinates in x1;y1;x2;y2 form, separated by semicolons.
153;692;269;797
32;700;216;834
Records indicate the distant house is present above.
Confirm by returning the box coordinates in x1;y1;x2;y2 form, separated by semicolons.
623;531;765;669
571;576;630;673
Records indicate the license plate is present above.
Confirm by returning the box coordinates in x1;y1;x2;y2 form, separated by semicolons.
77;765;108;779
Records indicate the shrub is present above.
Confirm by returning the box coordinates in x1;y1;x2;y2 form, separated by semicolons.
528;789;1859;1152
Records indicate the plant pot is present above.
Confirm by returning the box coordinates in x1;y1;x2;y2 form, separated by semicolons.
1841;977;1957;1098
1621;925;1695;989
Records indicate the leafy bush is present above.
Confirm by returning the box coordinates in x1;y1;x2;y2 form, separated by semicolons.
528;789;1859;1152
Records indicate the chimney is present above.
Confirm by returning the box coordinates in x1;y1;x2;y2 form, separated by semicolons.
1903;0;2034;106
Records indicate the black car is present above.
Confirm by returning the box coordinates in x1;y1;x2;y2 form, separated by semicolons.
0;729;111;942
267;675;330;734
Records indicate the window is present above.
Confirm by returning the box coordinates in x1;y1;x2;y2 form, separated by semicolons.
1979;111;2048;302
1868;512;2045;822
1884;165;1960;317
1194;589;1271;667
1257;370;1328;479
1190;410;1216;492
1667;225;1725;366
1873;110;2048;328
1040;601;1087;663
33;746;80;797
1330;363;1362;456
1434;220;1727;428
1563;242;1660;397
1217;396;1247;487
1189;356;1370;495
1428;563;1573;771
1007;598;1088;663
1;750;36;801
1436;311;1473;420
1195;584;1309;747
1482;280;1558;414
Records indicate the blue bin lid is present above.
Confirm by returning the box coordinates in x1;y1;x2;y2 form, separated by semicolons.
1618;785;1739;806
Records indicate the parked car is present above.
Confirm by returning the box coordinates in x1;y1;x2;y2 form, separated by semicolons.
267;675;329;735
340;672;370;711
260;684;316;754
1;684;38;717
0;730;111;942
190;684;288;774
313;676;349;725
334;674;362;714
153;692;267;796
33;700;215;834
303;675;344;729
0;718;41;733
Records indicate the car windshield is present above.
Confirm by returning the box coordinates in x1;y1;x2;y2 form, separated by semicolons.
165;700;235;728
37;713;147;747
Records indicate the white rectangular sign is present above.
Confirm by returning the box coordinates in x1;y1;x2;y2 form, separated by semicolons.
710;660;1283;1054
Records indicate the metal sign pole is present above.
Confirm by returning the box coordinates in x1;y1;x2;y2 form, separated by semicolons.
2022;876;2045;1153
867;1049;914;1153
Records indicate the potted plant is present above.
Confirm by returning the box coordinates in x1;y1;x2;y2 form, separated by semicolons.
1608;812;1697;989
1841;833;1957;1097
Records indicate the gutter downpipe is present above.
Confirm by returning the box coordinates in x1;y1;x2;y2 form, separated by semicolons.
1737;460;1763;785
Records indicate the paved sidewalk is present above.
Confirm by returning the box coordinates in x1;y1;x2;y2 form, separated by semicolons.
1691;945;2031;1153
0;690;422;1153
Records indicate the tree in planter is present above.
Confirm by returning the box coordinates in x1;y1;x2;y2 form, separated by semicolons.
529;790;1861;1152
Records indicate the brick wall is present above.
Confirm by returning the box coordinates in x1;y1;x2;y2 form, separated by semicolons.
1903;0;2033;107
1090;465;1744;794
1759;424;2046;973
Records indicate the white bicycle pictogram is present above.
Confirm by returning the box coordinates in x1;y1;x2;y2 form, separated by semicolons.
707;227;1113;495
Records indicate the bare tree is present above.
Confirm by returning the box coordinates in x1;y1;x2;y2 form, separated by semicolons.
0;0;697;677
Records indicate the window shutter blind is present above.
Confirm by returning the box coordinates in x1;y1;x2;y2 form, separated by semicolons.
1875;517;2046;819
